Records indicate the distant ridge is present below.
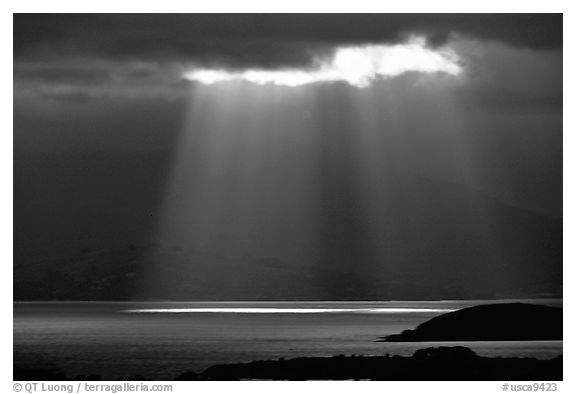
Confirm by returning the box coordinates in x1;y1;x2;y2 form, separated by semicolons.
14;172;561;301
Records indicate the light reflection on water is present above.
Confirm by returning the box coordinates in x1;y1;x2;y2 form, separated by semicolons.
123;307;454;313
14;300;562;380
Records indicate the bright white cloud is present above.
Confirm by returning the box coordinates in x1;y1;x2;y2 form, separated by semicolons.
184;37;463;88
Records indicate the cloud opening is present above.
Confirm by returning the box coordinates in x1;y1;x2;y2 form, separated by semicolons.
184;37;463;88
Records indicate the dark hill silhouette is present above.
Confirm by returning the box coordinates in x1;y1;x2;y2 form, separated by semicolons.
380;303;562;342
176;347;561;380
14;347;562;381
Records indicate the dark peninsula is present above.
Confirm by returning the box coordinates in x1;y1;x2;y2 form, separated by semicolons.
379;303;562;342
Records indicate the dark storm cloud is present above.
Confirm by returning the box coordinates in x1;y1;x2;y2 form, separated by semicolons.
14;14;562;69
14;60;189;103
14;64;112;85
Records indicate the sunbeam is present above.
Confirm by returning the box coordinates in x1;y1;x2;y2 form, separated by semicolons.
13;15;563;381
140;68;480;300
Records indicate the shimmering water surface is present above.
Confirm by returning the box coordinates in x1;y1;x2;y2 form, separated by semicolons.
14;300;562;380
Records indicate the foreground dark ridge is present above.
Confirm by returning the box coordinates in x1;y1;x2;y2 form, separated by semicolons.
379;303;562;342
15;347;562;381
176;347;562;381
